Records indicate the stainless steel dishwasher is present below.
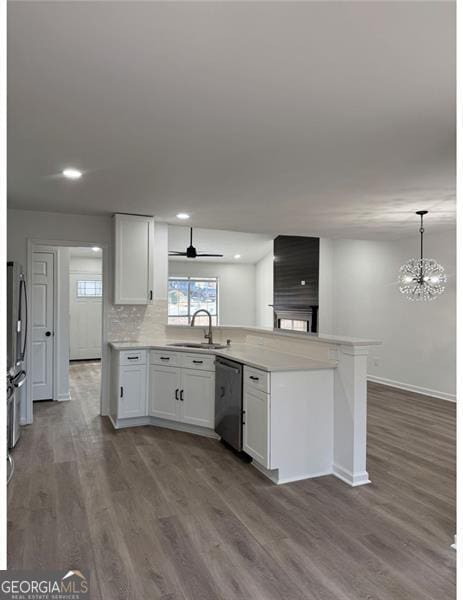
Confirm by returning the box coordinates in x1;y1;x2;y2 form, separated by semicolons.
215;357;244;452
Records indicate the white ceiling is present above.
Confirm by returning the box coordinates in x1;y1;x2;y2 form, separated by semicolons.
7;1;455;240
168;226;273;264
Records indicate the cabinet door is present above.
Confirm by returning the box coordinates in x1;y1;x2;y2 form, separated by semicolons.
243;387;270;468
180;368;214;429
114;214;154;304
149;365;181;421
118;365;147;419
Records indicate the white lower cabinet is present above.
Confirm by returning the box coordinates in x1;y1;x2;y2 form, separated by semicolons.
181;368;215;428
118;364;147;419
243;386;270;468
149;365;181;421
148;355;215;430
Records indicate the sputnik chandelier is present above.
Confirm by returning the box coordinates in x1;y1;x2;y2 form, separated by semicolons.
398;210;446;301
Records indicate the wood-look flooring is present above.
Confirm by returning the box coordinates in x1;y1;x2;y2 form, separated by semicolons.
8;362;456;599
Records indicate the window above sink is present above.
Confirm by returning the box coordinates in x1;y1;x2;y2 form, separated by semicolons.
168;276;218;326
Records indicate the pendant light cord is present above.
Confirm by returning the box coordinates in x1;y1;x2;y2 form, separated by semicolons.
420;213;424;261
416;210;428;283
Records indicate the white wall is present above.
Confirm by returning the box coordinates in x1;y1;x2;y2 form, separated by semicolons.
168;260;256;326
69;255;102;273
329;229;456;400
255;251;274;328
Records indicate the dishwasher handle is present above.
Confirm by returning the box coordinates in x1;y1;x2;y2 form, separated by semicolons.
215;359;241;375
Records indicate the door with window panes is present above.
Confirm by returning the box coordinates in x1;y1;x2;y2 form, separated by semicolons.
70;273;103;359
168;277;218;325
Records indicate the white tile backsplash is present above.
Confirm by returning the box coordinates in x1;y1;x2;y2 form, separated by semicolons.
107;298;167;343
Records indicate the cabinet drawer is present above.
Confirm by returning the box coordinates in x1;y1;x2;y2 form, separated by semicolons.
244;366;270;394
180;353;215;372
120;350;146;366
150;350;179;367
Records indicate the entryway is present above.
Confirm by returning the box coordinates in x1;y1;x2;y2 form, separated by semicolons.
29;243;104;419
69;248;103;360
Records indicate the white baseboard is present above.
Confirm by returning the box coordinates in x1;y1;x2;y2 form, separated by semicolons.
333;463;371;487
251;461;335;485
367;375;456;403
56;393;70;402
251;461;280;483
110;415;150;429
109;414;220;440
276;469;333;485
150;417;220;439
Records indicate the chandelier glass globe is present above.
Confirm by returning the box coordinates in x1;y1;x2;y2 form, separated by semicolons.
398;211;447;302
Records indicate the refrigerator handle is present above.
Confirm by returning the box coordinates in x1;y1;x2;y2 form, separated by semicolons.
19;277;28;362
11;370;26;388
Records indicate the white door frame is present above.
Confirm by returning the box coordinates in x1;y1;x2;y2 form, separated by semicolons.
25;238;109;425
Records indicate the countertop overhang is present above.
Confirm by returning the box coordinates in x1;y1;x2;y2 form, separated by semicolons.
109;340;337;372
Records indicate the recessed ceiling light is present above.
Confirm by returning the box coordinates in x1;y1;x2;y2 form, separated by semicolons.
62;168;82;179
234;254;241;259
92;247;100;252
176;213;190;220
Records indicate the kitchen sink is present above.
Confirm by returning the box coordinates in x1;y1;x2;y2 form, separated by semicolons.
168;342;227;350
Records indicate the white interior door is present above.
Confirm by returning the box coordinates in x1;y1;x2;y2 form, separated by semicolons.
32;252;54;401
69;272;102;360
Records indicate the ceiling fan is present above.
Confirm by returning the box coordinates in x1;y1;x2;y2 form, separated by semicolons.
169;227;224;259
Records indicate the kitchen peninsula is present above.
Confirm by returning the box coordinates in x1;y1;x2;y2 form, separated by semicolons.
109;326;380;487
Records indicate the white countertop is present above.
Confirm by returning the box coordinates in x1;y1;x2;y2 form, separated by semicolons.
109;340;337;372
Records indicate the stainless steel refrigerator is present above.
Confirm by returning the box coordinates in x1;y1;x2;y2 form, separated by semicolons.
7;261;27;449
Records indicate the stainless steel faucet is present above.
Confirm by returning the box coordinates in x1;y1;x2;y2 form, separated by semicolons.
190;309;213;345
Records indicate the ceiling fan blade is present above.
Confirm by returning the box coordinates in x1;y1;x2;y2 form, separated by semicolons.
169;251;187;256
196;253;224;257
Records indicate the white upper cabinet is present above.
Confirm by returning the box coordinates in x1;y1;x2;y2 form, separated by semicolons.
114;213;154;304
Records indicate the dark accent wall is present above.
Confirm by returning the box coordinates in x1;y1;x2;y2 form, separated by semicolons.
273;235;320;309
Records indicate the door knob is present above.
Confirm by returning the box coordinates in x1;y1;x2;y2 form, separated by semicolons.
45;331;51;337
